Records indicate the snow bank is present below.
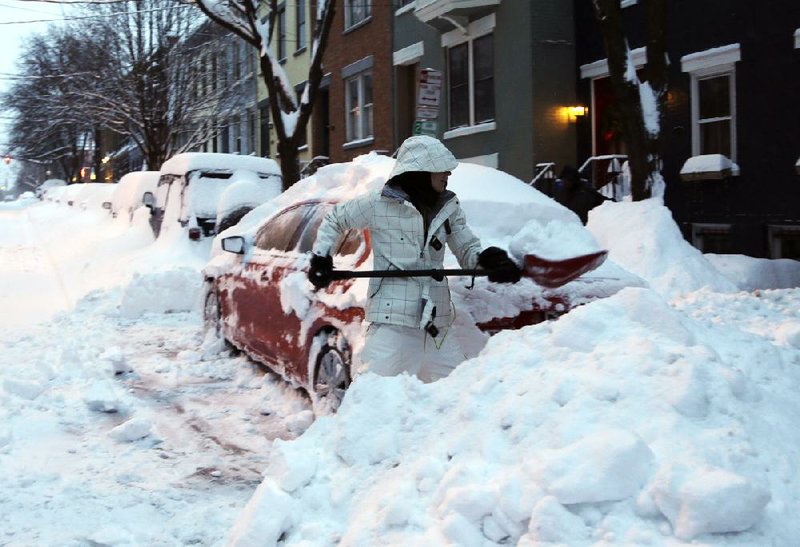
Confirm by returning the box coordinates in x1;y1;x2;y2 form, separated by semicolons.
706;253;800;290
588;198;738;298
119;268;203;318
229;284;798;544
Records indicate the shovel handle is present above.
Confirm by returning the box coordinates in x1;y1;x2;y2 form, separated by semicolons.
330;268;490;280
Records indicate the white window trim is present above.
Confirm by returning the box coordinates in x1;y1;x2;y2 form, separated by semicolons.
344;0;372;30
444;14;495;131
394;41;424;66
443;121;496;140
682;44;740;161
580;46;647;79
344;72;373;143
395;2;415;16
441;13;495;48
795;28;800;49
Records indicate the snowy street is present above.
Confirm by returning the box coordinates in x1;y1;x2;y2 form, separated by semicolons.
0;202;312;546
2;157;800;547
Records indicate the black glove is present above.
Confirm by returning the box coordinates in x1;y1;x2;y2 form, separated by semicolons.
478;247;522;284
308;254;334;289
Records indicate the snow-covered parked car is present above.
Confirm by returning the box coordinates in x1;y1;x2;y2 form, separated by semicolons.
145;153;282;240
36;178;66;199
61;182;116;211
202;154;639;409
111;171;159;221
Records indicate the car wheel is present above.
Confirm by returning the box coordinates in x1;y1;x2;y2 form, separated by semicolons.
202;286;232;354
311;329;352;413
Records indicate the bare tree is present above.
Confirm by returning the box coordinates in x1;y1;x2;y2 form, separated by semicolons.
592;0;667;201
2;30;100;182
80;0;240;170
193;0;337;188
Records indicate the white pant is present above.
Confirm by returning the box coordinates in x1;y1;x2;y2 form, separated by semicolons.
358;323;467;383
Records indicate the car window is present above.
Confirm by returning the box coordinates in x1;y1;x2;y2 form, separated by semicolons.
255;203;318;252
334;229;363;257
294;205;362;256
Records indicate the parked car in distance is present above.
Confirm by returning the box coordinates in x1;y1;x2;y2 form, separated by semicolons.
202;155;638;411
61;182;116;211
145;153;282;240
36;178;67;199
111;171;160;221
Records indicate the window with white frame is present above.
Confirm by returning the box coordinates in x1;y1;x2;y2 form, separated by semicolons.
345;72;373;142
345;0;371;30
682;44;740;161
296;0;306;51
444;16;495;130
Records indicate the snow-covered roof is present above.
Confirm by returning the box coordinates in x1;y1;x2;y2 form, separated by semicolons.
159;153;281;177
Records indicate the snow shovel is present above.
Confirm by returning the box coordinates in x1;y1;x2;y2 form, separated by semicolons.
329;250;608;289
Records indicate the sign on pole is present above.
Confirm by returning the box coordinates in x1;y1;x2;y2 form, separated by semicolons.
413;68;443;137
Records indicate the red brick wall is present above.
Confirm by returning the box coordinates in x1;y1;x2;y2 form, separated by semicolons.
323;3;393;163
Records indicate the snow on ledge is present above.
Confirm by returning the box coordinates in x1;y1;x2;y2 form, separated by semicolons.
681;44;740;74
795;28;800;49
680;154;740;181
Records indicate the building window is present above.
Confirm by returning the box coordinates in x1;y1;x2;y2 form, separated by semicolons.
447;33;494;129
277;3;287;61
296;0;306;51
345;0;371;29
232;42;240;81
345;72;373;142
682;44;740;161
691;223;733;254
768;225;800;260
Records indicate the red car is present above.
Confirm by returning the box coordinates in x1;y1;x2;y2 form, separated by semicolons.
202;198;598;410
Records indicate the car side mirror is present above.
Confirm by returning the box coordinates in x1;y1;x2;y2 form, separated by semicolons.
221;235;246;254
142;192;155;208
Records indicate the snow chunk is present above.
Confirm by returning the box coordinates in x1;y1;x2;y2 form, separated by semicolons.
532;429;654;504
109;417;153;442
266;440;318;492
119;268;202;318
3;378;46;400
279;271;313;317
508;218;601;261
84;380;126;413
228;480;298;547
521;496;588;544
651;463;771;540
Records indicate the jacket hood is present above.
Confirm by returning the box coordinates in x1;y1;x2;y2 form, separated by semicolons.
387;136;458;181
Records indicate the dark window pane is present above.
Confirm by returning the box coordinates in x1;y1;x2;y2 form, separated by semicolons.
699;76;730;120
473;34;493;80
256;204;317;252
700;119;731;156
450;86;469;128
474;79;494;123
449;44;468;86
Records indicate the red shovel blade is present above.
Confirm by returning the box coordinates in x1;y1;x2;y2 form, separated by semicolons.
522;250;608;288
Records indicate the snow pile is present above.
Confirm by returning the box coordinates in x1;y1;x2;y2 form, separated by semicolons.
216;170;282;220
119;268;203;318
706;253;800;290
588;198;738;298
230;283;799;545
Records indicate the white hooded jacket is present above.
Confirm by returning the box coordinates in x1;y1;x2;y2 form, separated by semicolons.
313;136;483;331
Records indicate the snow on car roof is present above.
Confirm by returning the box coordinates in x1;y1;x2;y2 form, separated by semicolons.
159;153;281;177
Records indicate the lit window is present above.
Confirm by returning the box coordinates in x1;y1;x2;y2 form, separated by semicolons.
345;72;373;142
345;0;371;29
682;44;740;161
447;33;494;129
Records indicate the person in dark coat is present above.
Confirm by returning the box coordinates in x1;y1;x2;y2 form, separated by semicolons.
554;165;609;224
